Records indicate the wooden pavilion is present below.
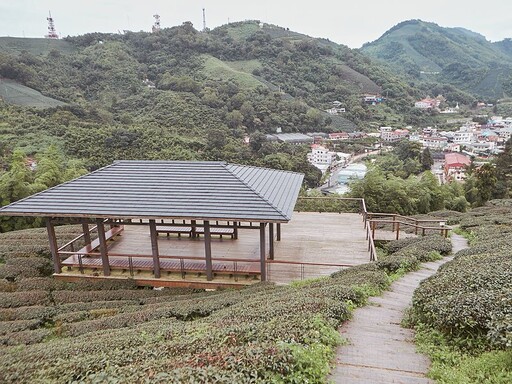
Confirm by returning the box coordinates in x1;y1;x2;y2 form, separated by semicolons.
0;161;304;288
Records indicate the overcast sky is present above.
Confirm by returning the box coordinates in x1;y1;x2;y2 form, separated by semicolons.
1;0;510;48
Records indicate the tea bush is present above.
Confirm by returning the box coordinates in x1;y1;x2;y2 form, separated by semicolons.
378;235;451;273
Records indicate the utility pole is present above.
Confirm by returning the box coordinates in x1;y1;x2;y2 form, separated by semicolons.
202;8;206;31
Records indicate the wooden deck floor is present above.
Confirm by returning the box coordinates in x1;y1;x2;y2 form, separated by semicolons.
60;212;371;285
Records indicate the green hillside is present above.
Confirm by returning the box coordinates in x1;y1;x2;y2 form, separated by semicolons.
0;21;426;184
361;20;512;99
0;78;66;108
0;37;76;56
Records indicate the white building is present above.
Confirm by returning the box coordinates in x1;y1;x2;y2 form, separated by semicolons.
307;144;337;172
452;126;475;144
422;136;448;150
380;127;409;142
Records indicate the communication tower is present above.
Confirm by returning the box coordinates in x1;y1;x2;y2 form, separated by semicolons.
45;11;59;39
152;14;161;33
202;8;206;31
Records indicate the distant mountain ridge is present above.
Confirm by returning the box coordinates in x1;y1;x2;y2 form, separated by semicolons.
361;19;512;99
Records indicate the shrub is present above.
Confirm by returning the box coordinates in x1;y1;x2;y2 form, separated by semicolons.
0;319;41;336
6;257;53;276
411;252;512;348
52;289;174;304
0;305;56;321
0;280;17;293
0;265;40;281
0;291;50;308
0;328;52;346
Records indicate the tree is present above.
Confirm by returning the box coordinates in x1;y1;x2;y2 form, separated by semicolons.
494;138;512;198
394;140;422;163
33;145;64;191
0;150;33;206
420;147;433;171
474;163;498;205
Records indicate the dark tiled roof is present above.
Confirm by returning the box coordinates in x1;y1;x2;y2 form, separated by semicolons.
0;161;304;222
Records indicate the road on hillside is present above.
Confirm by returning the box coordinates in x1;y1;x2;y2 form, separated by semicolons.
319;149;380;191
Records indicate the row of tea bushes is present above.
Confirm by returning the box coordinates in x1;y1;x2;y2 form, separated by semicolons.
377;235;451;272
409;202;512;383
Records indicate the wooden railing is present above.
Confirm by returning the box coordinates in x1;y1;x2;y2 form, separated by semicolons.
57;224;99;253
367;213;449;240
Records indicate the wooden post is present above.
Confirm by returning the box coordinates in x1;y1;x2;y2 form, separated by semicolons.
204;221;213;281
233;221;238;239
276;223;281;241
371;221;376;239
392;215;396;232
149;219;161;278
96;219;110;276
81;221;91;245
269;223;274;260
260;223;267;281
191;220;197;238
45;217;61;273
395;222;400;240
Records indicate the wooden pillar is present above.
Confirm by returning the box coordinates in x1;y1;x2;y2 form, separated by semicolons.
81;221;91;245
395;222;400;240
269;223;274;260
191;220;197;238
96;219;110;276
233;221;238;239
149;219;161;278
45;217;61;274
276;223;281;241
260;223;267;281
204;221;213;281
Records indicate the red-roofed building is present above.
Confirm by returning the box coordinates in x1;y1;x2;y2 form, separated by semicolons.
329;132;349;140
444;153;471;182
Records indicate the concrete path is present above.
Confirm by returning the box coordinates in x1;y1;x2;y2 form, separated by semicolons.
330;233;469;383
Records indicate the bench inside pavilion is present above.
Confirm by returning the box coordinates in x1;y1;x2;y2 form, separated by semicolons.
0;161;304;288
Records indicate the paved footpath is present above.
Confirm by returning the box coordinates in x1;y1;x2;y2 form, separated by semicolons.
330;233;468;383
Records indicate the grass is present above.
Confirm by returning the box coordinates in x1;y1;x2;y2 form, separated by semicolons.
0;78;67;108
0;37;77;56
225;59;263;74
452;226;477;245
414;326;512;384
201;55;266;90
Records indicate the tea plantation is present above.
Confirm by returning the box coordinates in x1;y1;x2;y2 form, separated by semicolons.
0;216;468;382
409;200;512;383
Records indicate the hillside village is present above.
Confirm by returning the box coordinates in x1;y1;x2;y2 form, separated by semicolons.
306;95;511;185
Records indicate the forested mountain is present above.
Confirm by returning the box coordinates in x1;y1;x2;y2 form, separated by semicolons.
0;21;419;131
0;19;506;201
361;20;512;99
0;21;428;190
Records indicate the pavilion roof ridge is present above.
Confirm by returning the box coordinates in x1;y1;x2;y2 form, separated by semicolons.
223;162;303;221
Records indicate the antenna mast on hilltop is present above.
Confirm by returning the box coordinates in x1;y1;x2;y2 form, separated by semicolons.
152;14;161;33
45;11;59;39
202;8;207;31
